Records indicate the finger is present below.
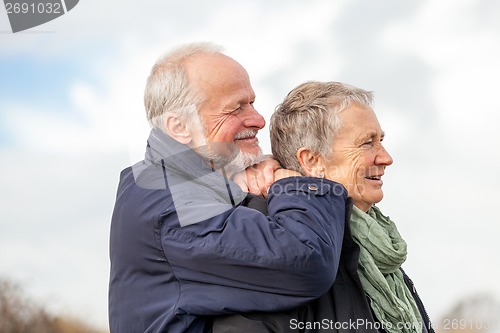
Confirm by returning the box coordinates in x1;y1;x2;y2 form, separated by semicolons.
245;167;261;195
261;165;275;197
231;171;249;192
274;168;301;181
263;165;275;186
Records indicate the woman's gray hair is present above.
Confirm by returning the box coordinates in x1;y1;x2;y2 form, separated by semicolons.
270;81;374;174
144;42;223;133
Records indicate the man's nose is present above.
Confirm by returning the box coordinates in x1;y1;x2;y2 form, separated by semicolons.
243;106;266;129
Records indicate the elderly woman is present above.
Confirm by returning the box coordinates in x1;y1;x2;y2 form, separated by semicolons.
214;81;434;333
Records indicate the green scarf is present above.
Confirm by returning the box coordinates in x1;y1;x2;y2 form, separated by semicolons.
350;205;423;333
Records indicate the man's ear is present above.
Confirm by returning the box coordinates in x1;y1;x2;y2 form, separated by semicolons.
296;147;326;178
164;114;192;145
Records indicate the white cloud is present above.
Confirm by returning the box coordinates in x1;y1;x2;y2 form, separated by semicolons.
381;0;500;148
0;148;131;328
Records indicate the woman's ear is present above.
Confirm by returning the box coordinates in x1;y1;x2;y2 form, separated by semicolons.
296;147;326;178
164;114;192;145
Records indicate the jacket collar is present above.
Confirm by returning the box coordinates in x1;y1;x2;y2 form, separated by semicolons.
144;128;245;204
146;127;213;178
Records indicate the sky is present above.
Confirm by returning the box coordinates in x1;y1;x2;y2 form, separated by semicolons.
1;0;500;330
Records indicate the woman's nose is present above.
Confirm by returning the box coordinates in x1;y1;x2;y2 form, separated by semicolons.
376;144;393;166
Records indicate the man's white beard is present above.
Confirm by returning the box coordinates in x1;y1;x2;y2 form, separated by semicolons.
188;115;264;174
223;149;265;175
194;135;264;175
201;142;264;175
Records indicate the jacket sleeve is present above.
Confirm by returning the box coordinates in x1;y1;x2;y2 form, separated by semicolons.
160;176;348;316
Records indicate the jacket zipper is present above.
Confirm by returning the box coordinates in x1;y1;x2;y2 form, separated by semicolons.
406;274;435;333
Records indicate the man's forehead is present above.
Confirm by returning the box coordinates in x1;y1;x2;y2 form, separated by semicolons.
186;53;243;76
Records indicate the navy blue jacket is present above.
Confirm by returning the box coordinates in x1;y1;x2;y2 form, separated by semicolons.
213;219;435;333
109;129;349;333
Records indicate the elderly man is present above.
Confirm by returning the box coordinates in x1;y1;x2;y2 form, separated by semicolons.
108;43;349;333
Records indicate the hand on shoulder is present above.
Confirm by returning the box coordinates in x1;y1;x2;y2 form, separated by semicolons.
233;156;296;198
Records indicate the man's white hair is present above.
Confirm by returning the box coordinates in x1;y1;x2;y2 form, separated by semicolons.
144;42;223;133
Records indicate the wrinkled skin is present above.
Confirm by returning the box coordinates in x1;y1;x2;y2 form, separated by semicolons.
324;103;393;211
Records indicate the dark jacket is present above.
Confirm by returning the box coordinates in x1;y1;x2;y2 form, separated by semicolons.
213;205;435;333
108;129;350;333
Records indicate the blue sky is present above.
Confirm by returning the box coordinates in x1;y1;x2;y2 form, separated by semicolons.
1;0;500;330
